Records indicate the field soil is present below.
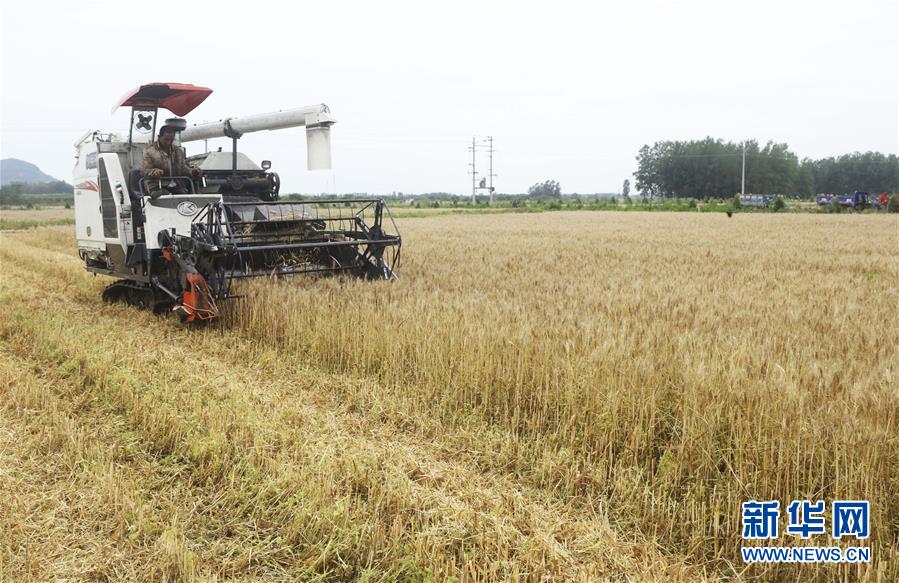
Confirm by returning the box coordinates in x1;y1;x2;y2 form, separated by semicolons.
0;212;896;581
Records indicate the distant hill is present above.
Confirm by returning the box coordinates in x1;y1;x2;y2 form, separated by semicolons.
1;158;58;186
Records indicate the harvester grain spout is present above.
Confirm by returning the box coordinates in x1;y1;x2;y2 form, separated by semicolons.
180;105;336;171
73;82;400;323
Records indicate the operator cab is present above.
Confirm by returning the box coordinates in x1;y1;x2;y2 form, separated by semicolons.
118;84;279;202
113;83;280;205
116;83;213;198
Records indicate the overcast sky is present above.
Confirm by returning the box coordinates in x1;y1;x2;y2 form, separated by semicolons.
1;0;896;195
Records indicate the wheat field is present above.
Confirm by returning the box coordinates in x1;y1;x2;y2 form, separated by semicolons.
0;211;896;581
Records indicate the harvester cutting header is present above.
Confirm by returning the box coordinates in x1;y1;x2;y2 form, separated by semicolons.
73;82;400;322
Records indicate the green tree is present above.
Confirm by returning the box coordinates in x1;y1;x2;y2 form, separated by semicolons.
622;179;630;197
808;152;899;193
632;138;843;198
527;180;561;198
797;160;815;198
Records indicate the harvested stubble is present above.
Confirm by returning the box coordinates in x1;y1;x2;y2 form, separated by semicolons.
0;211;896;581
0;207;76;231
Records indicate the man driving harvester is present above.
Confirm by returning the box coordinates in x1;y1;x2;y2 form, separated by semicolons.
141;118;203;184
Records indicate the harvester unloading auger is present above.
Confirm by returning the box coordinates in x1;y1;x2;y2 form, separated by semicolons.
73;83;400;322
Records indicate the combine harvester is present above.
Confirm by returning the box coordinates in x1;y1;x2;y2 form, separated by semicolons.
73;83;400;322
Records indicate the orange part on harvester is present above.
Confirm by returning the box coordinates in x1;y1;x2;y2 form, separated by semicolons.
181;273;219;321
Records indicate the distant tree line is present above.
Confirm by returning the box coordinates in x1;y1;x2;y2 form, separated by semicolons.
634;138;899;198
1;180;73;195
0;181;74;205
805;152;899;195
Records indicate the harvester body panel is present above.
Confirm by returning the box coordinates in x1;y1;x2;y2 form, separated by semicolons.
142;195;218;250
73;139;105;252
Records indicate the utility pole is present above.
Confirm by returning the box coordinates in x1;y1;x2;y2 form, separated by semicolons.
468;137;478;203
741;141;746;196
484;136;496;204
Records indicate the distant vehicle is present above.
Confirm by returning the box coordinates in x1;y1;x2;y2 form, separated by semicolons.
840;191;869;208
816;191;875;210
739;194;775;208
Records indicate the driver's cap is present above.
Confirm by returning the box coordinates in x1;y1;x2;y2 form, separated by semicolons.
160;118;188;133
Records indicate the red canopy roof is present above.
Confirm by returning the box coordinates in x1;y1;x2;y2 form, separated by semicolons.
115;82;213;116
